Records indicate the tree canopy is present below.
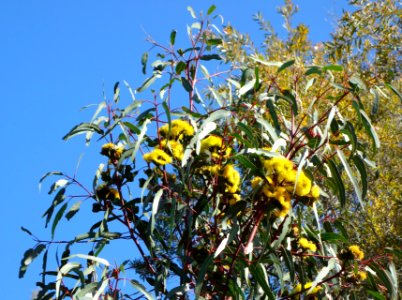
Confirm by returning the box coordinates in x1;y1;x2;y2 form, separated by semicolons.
21;1;401;299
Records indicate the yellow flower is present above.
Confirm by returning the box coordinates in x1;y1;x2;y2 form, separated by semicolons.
292;282;321;295
159;119;194;140
298;237;317;252
198;165;220;176
101;143;124;160
200;135;231;159
96;186;120;201
161;139;184;160
310;185;320;198
295;172;312;196
222;164;240;193
356;271;367;281
143;149;172;166
227;193;241;205
349;245;364;260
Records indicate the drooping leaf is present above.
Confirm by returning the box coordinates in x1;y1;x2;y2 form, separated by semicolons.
19;244;46;278
170;30;177;46
277;59;295;73
249;263;276;300
65;201;82;221
181;76;193;92
62;123;104;141
51;202;68;239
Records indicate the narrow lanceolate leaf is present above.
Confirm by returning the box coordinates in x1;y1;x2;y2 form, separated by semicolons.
352;155;367;199
326;159;346;207
130;280;154;300
360;109;380;151
65;201;82;221
141;52;148;75
62;123;104;141
150;189;163;234
336;149;364;208
238;78;256;96
69;254;110;267
19;244;46;278
113;81;120;103
131;118;151;162
51;202;68;239
170;30;177;46
386;83;402;103
249;263;276;300
181;76;193;92
277;59;295;73
136;72;162;92
214;236;229;258
309;258;337;294
56;262;81;299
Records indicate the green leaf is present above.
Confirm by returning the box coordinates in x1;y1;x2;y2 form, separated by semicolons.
199;54;221;61
239;78;256;96
136;72;162;93
205;38;222;46
326;159;346;207
113;81;120;104
322;64;343;72
386;83;402;103
340;121;357;155
336;149;363;208
62;123;104;141
51;202;68;239
207;4;216;15
277;59;295;73
305;66;322;76
170;30;176;46
266;97;281;132
195;255;214;297
56;262;81;298
321;232;347;243
281;247;295;283
65;201;82;221
187;6;196;18
352;155;367;199
249;263;276;300
181;76;193;92
141;52;148;74
360;109;381;151
279;89;298;116
162;102;171;130
19;244;46;278
175;61;187;75
238;122;256;145
150;189;163;234
43;187;66;228
21;226;33;236
367;291;386;300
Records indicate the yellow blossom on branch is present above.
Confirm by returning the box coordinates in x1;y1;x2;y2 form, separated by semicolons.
298;237;317;252
348;245;365;260
143;149;172;166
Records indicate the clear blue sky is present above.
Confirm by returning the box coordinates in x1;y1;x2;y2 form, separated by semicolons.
0;1;347;298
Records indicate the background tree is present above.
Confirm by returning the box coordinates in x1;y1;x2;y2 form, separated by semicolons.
20;1;401;299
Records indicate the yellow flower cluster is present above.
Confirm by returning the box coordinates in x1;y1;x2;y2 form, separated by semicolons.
348;245;365;260
159;119;194;141
298;237;317;252
292;281;321;296
143;119;194;166
355;271;367;281
252;156;320;217
101;143;124;160
96;185;120;201
199;164;241;205
200;135;232;160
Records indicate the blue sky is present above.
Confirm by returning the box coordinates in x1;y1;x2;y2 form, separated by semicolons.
0;1;347;298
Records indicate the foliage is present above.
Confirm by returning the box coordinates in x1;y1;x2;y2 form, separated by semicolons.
21;1;401;299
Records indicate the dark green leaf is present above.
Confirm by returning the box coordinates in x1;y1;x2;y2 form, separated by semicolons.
236;155;258;173
206;38;222;46
181;106;203;118
249;263;276;300
62;123;104;141
326;159;346;207
181;76;193;92
266;98;281;131
43;188;66;228
207;4;216;15
238;122;256;145
352;155;367;199
19;244;46;278
113;81;120;103
199;54;221;61
170;30;177;46
367;291;386;300
175;61;187;75
386;83;402;103
123;121;141;134
321;232;347;243
305;66;322;76
65;201;82;221
51;202;68;239
340;121;357;155
277;59;295;73
279;90;298;116
281;247;295;283
322;65;343;72
21;226;33;236
141;52;148;74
